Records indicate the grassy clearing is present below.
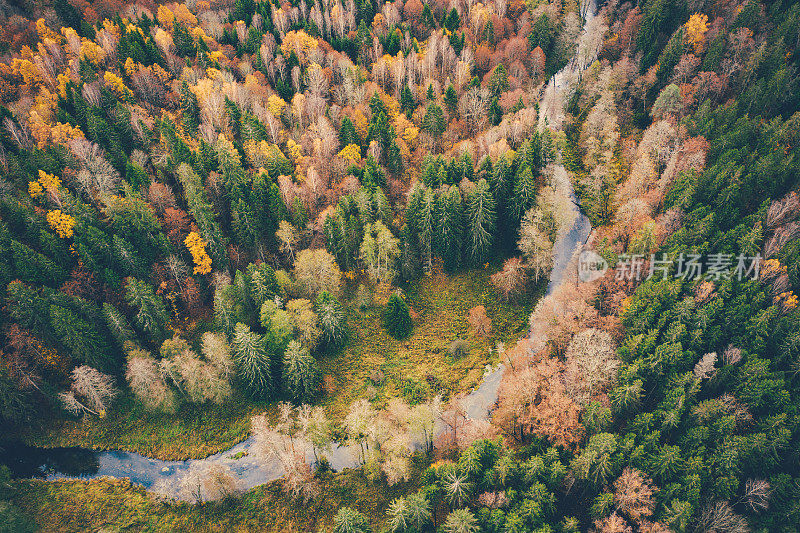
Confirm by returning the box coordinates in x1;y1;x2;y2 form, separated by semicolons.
16;267;539;460
16;395;269;461
11;462;422;532
319;268;539;420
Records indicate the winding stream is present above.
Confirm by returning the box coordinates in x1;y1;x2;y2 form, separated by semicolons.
5;0;600;501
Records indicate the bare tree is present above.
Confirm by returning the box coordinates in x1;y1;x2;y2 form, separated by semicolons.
613;468;656;522
179;463;240;503
126;348;176;412
739;479;771;513
490;257;529;300
696;501;750;533
60;365;119;416
252;404;320;502
563;328;620;405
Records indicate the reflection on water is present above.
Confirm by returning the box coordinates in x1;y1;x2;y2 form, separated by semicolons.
2;359;513;499
4;445;100;479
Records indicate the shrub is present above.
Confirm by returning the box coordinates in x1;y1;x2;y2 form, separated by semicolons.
448;338;470;358
384;293;412;338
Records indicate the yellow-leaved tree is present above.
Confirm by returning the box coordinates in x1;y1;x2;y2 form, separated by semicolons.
337;143;362;164
185;232;212;274
268;94;287;117
47;210;76;238
685;13;709;54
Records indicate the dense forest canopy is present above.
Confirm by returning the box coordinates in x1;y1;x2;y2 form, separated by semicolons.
0;0;798;530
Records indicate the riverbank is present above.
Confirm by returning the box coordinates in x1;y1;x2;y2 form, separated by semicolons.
11;267;537;461
11;462;421;532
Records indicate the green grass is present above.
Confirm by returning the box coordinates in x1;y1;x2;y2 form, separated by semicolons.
10;462;422;532
16;394;267;461
318;268;539;420
16;267;540;460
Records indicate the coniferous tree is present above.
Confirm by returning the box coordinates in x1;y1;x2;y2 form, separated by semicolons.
125;160;148;191
339;116;360;148
124;277;169;343
177;163;228;268
180;81;200;135
112;235;146;278
102;302;136;348
283;340;319;404
333;507;370;533
324;212;347;268
231;322;273;398
467;179;497;264
512;166;537;221
246;262;280;309
438;186;465;271
461;152;474;182
400;84;415;118
444;84;458;117
214;283;238;339
360;221;401;285
422;103;446;148
384;293;412;338
10;240;65;286
0;365;32;424
488;64;510;97
315;291;348;347
415;187;435;272
50;304;114;371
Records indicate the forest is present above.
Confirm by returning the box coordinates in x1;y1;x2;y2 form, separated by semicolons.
0;0;798;530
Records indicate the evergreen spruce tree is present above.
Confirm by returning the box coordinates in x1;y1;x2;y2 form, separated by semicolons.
443;7;460;32
373;187;391;223
10;240;65;286
112;235;146;278
5;282;51;334
102;302;136;348
232;198;257;247
415;187;435;272
512;166;537;221
422;103;446;148
246;263;280;308
461;152;474;182
232;322;273;399
399;222;419;280
400;84;415;118
214;283;237;339
333;507;370;533
315;291;348;346
177;163;228;268
384;293;412;338
339;116;360;148
467;178;496;264
283;340;319;404
180;80;200;135
324;212;347;268
444;84;458;117
438;186;465;271
124;277;170;343
125;160;149;191
488;64;510;97
50;304;113;371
